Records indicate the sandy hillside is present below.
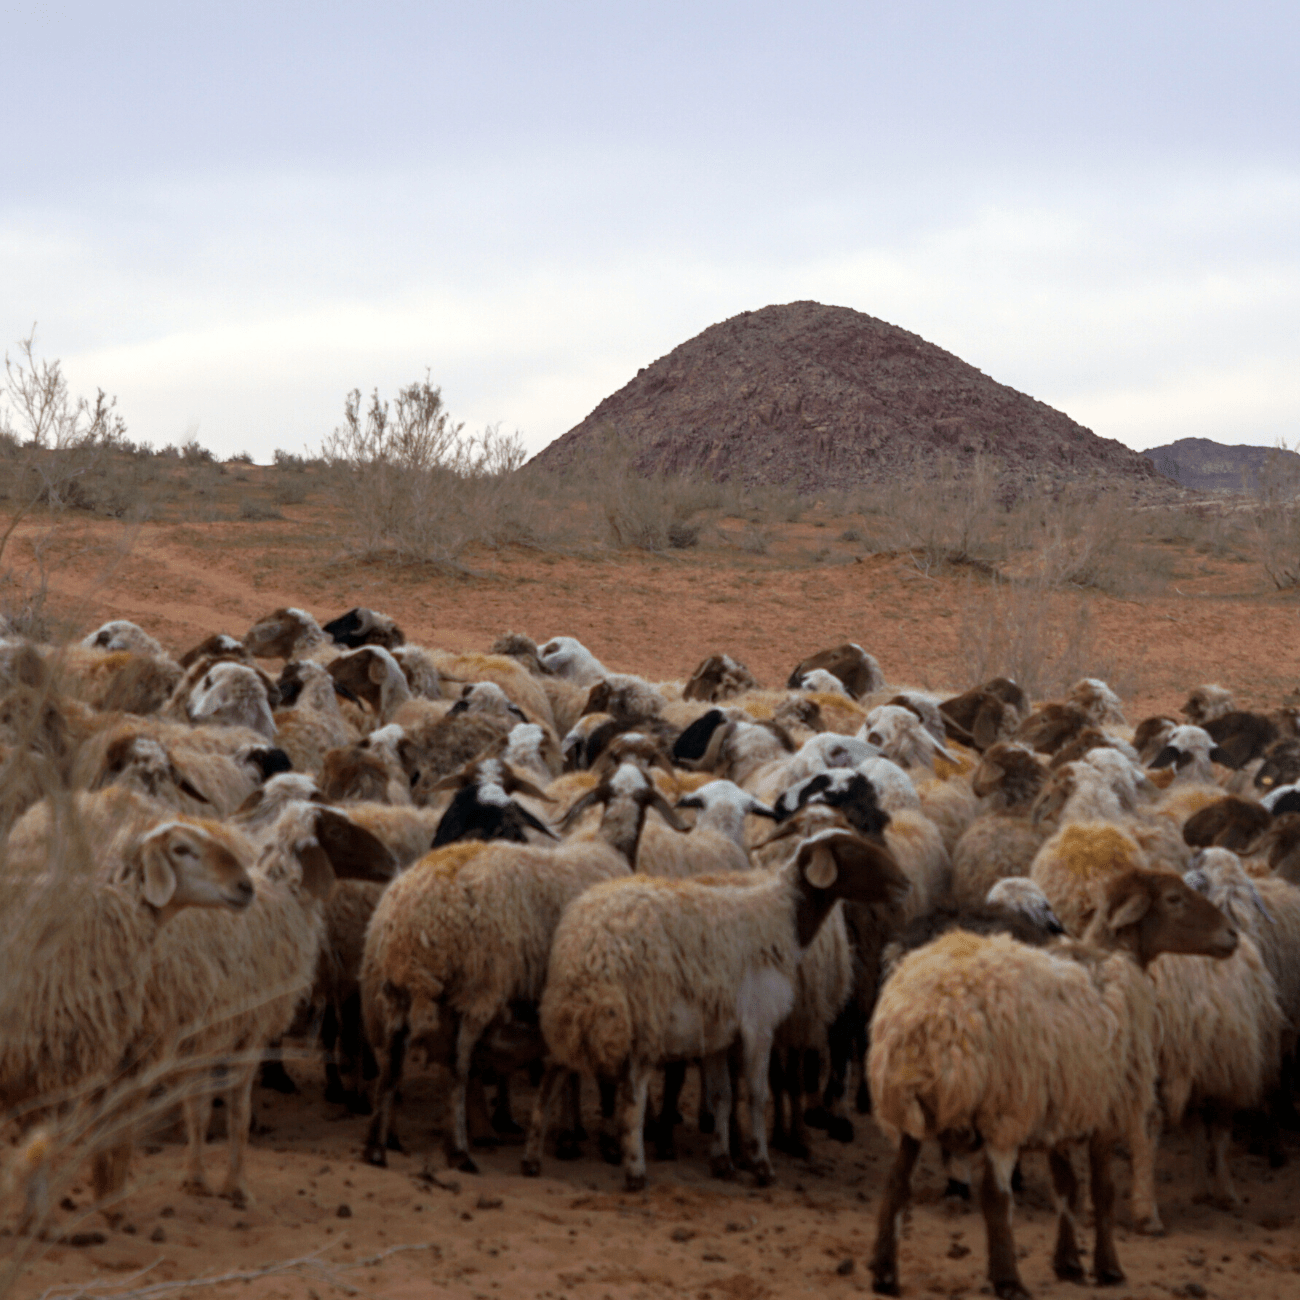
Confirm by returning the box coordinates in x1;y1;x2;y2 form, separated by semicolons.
4;484;1300;1299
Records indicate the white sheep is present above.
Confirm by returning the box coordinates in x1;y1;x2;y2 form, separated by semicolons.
82;620;166;658
359;761;678;1172
635;780;773;878
526;827;909;1190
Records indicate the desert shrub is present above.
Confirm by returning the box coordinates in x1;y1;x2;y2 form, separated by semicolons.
323;378;544;564
272;476;308;506
180;438;214;465
239;498;283;521
1248;445;1300;588
956;575;1135;702
229;450;254;465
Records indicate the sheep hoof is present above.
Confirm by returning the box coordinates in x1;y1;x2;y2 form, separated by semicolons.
181;1178;213;1198
259;1061;298;1094
828;1116;855;1144
221;1186;252;1210
944;1178;971;1201
1094;1266;1125;1287
521;1158;541;1178
1010;1162;1024;1194
362;1145;388;1169
555;1133;582;1162
870;1270;900;1297
752;1160;775;1188
624;1171;647;1193
1052;1257;1085;1283
709;1155;736;1181
804;1105;832;1131
344;1091;372;1117
1132;1214;1164;1237
993;1282;1031;1299
385;1132;405;1153
598;1134;623;1166
452;1152;479;1175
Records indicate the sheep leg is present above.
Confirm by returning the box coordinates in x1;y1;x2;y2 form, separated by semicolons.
1206;1105;1241;1208
555;1072;584;1159
597;1077;622;1165
521;1063;568;1176
1047;1144;1085;1282
447;1011;492;1173
363;1024;408;1167
219;1067;256;1208
91;1143;133;1203
767;1050;790;1154
942;1146;972;1200
742;1030;777;1186
979;1147;1029;1300
1088;1131;1124;1286
341;991;373;1114
1128;1104;1165;1235
651;1061;686;1160
701;1050;735;1179
620;1063;653;1192
181;1095;213;1196
869;1133;920;1296
322;1002;347;1105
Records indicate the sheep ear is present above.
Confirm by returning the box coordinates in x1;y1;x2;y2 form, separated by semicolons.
140;829;178;909
1106;887;1151;931
1149;745;1177;770
747;798;779;820
314;807;397;881
297;841;336;899
649;791;689;831
502;770;554;802
172;767;213;805
559;787;605;833
513;802;560;840
367;654;390;686
803;844;838;890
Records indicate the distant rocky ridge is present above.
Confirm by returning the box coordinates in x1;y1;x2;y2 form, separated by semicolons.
531;301;1166;495
1143;437;1300;494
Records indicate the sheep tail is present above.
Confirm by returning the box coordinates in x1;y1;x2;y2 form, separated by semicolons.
542;984;632;1078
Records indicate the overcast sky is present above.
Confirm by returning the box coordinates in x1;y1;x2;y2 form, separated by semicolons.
3;2;1297;461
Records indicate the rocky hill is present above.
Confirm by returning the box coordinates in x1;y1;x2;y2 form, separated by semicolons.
530;301;1165;494
1143;437;1299;493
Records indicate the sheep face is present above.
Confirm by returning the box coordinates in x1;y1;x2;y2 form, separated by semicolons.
132;822;255;917
683;653;759;703
187;663;276;739
785;643;883;700
1182;684;1235;726
971;742;1044;808
242;607;322;660
1097;869;1237;967
323;607;405;650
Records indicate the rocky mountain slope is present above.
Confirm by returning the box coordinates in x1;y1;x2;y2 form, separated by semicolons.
531;301;1165;494
1144;437;1299;493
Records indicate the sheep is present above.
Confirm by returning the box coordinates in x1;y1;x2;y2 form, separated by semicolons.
430;648;556;728
327;645;412;724
683;653;760;703
1134;715;1178;764
635;780;774;878
181;662;277;740
389;644;443;699
1183;683;1236;726
322;607;405;649
81;620;166;658
319;742;410;805
501;722;563;786
526;827;909;1191
785;644;884;699
1030;821;1149;937
52;646;183;717
867;866;1238;1297
536;635;610;686
111;801;396;1206
490;632;588;734
360;761;681;1172
178;633;250;669
1150;724;1220;785
429;759;558;848
272;660;362;773
797;668;849;696
392;697;518;798
0;795;254;1200
1182;796;1273;852
859;705;956;772
1049;725;1140;769
1255;737;1300;792
1131;851;1286;1224
1203;710;1279;770
939;678;1028;750
950;744;1051;907
242;607;338;663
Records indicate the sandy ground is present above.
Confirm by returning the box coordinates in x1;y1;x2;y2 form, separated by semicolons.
5;496;1300;1298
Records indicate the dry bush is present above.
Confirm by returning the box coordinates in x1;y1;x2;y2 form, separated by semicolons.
323;378;549;564
1248;445;1300;588
956;575;1138;702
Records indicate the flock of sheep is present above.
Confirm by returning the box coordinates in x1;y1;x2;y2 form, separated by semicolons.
1;606;1299;1300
